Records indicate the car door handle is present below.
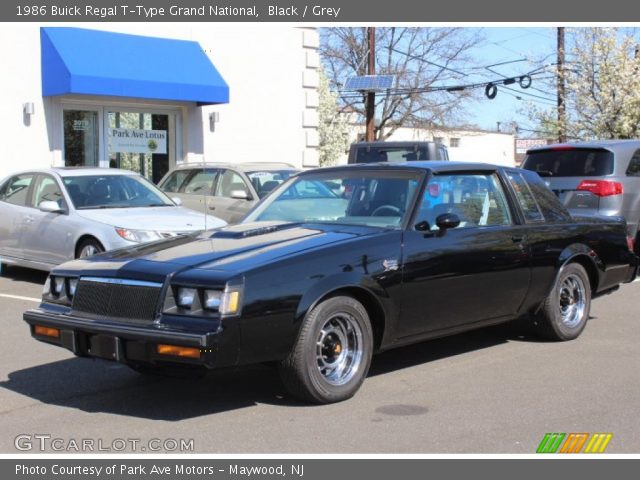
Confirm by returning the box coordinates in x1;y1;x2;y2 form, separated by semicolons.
208;205;216;210
24;216;34;224
511;235;525;243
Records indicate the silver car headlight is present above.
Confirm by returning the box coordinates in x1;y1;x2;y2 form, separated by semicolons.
115;227;164;243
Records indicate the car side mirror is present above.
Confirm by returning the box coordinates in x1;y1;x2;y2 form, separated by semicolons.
435;213;460;230
171;197;183;206
39;201;64;214
230;190;252;200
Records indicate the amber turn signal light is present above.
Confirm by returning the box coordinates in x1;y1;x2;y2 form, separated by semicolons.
34;325;60;338
156;344;201;359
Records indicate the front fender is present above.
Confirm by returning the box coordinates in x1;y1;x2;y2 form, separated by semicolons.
295;271;399;346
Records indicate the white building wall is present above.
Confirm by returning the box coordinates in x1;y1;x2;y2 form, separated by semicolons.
340;125;516;167
0;25;319;180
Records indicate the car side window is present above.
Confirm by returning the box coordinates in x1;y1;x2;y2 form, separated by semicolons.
160;169;191;193
33;175;66;209
626;150;640;177
415;173;512;230
0;174;34;207
521;171;571;223
215;169;250;198
506;172;545;223
181;169;217;195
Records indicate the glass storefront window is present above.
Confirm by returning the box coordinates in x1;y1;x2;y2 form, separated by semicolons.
63;110;99;167
107;111;170;184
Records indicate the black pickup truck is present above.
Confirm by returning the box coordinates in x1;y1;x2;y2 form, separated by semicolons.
24;162;638;404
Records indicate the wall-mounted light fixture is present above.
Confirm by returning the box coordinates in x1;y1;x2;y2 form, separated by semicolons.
209;112;220;132
23;102;35;116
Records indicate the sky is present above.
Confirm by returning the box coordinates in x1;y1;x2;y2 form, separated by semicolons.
457;27;557;133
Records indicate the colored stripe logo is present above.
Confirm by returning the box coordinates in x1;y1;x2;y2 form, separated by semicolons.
537;433;612;453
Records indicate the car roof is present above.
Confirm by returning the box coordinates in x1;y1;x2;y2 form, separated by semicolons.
528;139;640;153
171;162;298;172
2;167;139;179
300;161;500;175
351;141;437;147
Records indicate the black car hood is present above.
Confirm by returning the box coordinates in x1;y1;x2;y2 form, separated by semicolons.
63;222;383;278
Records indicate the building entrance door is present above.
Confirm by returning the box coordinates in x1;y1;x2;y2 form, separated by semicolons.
106;110;175;184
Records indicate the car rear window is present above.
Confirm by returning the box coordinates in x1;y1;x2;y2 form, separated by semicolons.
522;148;614;177
353;147;430;163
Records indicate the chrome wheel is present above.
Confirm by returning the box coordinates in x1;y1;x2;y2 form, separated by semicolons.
316;313;363;386
79;245;98;258
558;273;586;328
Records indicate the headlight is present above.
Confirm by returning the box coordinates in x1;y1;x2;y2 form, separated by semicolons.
203;290;222;310
53;277;65;296
203;288;241;315
43;275;78;305
176;288;197;309
115;227;164;243
167;285;243;317
69;278;79;297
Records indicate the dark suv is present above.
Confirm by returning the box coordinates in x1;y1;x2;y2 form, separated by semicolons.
522;140;640;248
347;141;449;164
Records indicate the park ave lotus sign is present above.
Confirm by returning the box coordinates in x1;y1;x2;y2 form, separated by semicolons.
108;128;167;155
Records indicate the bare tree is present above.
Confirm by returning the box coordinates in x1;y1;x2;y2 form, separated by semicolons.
320;27;482;140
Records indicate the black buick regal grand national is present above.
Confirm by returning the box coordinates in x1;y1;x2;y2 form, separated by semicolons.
24;162;638;403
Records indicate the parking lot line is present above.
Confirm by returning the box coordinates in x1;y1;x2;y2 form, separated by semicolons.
0;293;40;303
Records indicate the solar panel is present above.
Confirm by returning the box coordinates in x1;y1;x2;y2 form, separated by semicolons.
343;75;395;91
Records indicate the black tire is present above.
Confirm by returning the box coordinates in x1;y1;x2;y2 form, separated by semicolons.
534;263;591;341
128;363;207;379
76;238;104;259
279;296;373;404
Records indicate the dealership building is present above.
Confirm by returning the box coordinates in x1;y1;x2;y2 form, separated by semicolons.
0;25;320;182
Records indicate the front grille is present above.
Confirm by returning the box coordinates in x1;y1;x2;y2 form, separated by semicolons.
72;278;163;325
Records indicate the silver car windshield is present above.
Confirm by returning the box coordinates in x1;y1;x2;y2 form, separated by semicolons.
244;170;423;229
62;175;175;210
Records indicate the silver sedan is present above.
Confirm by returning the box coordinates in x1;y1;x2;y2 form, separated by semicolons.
0;168;226;273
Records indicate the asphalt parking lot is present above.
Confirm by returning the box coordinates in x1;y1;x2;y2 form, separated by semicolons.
1;266;639;454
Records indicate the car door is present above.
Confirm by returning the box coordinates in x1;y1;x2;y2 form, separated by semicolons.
0;173;36;260
398;171;531;338
21;174;72;266
209;168;255;223
173;168;220;214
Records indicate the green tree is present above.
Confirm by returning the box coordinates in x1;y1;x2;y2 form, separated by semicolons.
318;69;349;166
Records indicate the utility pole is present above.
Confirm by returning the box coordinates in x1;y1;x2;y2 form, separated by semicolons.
365;27;376;141
557;27;566;143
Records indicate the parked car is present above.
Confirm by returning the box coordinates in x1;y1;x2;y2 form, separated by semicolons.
158;162;299;224
0;168;225;273
348;141;449;164
24;162;637;403
522;140;640;250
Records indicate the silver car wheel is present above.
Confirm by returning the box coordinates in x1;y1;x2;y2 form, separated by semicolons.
79;245;98;258
316;313;364;386
558;273;586;328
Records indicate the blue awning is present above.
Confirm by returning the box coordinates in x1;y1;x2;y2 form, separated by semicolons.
41;27;229;105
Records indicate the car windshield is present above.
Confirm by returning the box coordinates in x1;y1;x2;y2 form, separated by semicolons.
244;170;423;229
62;174;175;210
247;170;298;198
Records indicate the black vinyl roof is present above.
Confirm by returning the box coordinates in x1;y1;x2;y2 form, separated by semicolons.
303;161;501;175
